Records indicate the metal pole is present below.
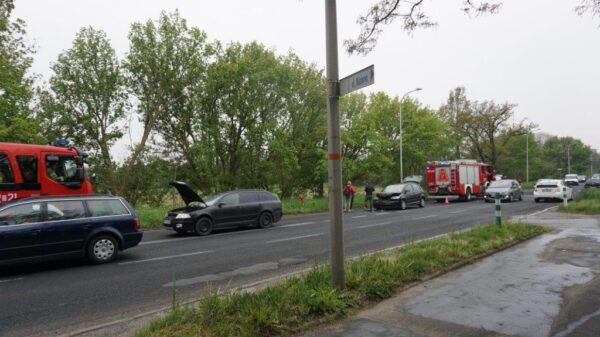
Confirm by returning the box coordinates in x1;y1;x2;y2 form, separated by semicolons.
526;133;529;183
563;186;568;207
325;0;344;289
399;103;403;181
567;145;571;174
591;152;594;177
495;193;502;226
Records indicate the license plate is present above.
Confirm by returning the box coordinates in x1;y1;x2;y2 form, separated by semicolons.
542;189;552;192
163;220;171;225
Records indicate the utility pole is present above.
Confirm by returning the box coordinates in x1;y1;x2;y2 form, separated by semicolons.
526;133;529;183
399;88;422;181
567;145;571;174
324;0;344;289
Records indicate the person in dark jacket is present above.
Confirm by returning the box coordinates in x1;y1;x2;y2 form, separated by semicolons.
364;183;375;211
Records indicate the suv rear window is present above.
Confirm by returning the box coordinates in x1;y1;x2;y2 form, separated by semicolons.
259;192;279;202
86;199;129;217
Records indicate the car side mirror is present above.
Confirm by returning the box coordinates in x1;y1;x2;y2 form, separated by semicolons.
75;156;84;166
218;203;225;208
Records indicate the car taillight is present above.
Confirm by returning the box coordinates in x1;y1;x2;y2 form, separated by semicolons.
133;217;140;230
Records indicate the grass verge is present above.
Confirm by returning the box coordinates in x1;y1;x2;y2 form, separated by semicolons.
559;188;600;214
135;223;549;337
136;195;369;229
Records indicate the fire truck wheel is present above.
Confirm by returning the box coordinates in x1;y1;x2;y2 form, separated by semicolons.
419;198;425;208
400;200;407;210
465;188;472;201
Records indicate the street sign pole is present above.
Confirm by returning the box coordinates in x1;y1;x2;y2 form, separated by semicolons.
325;0;344;289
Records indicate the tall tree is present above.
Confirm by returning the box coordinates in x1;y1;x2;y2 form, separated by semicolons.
45;27;127;193
438;87;470;158
0;0;41;143
123;11;211;195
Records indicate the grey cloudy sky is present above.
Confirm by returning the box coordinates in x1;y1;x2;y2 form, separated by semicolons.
14;0;600;155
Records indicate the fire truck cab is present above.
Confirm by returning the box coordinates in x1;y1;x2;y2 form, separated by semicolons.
426;159;493;201
0;142;94;205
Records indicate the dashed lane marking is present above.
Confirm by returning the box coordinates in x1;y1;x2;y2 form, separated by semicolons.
412;214;439;220
357;222;392;229
119;250;213;265
278;222;315;228
266;233;323;244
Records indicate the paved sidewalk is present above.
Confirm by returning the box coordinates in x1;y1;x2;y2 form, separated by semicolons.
300;210;600;337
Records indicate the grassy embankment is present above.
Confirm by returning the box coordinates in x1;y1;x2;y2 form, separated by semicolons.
559;188;600;214
136;195;369;229
135;223;549;337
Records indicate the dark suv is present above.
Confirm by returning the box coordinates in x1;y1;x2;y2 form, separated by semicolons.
0;195;142;265
164;181;283;235
374;182;426;210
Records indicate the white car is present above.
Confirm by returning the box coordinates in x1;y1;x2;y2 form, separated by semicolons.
534;179;573;202
564;174;579;186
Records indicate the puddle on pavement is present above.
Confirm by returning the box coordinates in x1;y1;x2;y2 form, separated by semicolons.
540;236;600;337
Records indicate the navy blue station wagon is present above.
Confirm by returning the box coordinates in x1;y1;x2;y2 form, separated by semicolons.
0;195;143;264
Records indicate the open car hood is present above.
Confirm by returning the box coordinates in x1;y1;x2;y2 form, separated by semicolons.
169;181;204;205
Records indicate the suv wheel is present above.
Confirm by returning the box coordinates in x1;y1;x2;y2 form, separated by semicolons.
88;235;118;264
258;212;274;228
195;218;213;236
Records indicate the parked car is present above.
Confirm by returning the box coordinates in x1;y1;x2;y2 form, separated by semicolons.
0;195;142;265
483;179;523;202
578;175;587;183
373;182;425;210
584;178;600;188
534;179;573;202
564;174;579;186
163;181;283;236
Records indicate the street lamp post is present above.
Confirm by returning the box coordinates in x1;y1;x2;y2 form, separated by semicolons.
399;88;422;181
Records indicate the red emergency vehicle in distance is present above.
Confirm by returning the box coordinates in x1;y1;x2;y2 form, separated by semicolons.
0;141;94;204
425;159;494;201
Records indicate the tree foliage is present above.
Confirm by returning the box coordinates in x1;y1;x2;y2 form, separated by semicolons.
44;27;127;193
347;0;600;54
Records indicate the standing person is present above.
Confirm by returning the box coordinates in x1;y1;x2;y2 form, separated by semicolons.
364;182;375;212
343;180;356;212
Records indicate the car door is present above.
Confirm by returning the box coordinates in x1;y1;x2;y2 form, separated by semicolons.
212;192;244;226
403;184;416;205
41;199;89;255
239;192;261;224
0;202;44;261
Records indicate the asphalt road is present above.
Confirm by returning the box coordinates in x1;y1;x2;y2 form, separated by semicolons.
0;194;569;337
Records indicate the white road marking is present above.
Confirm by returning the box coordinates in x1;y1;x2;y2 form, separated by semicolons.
141;237;199;246
278;222;315;228
357;222;392;229
412;214;439;220
266;233;323;244
375;212;388;216
352;215;367;219
0;277;23;284
119;250;213;265
449;210;467;214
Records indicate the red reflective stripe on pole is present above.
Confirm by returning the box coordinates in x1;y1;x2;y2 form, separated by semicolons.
328;153;342;160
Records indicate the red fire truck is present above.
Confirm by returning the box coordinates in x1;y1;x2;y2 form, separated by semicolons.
425;159;494;201
0;141;94;204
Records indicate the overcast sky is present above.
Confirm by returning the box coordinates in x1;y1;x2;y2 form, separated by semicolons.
13;0;600;157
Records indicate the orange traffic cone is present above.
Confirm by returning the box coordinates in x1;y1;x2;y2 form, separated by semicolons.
444;197;449;205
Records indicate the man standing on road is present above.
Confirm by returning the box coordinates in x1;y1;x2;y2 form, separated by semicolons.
343;181;356;212
364;182;375;212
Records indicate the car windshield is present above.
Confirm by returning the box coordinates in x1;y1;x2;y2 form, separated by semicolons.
203;193;224;206
489;180;512;188
383;184;406;193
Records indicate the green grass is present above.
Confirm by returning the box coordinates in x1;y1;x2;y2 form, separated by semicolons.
134;223;549;337
136;196;369;229
559;188;600;214
520;181;536;189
